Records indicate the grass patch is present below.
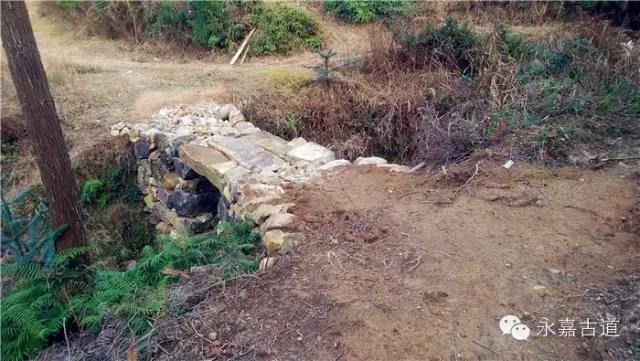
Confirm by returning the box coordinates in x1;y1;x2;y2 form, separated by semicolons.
262;68;314;90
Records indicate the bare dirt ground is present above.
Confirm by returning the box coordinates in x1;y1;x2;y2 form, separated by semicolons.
6;8;640;361
149;162;639;361
37;161;640;361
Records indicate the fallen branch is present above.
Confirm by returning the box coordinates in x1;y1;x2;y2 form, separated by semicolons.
600;155;640;162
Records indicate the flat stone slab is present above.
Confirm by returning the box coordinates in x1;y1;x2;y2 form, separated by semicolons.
179;144;234;190
241;131;290;158
208;135;286;172
355;156;387;165
287;142;335;165
319;159;351;171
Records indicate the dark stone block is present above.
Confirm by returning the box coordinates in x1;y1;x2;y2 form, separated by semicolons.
158;186;173;209
172;189;219;217
174;157;199;180
134;138;150;159
150;152;174;180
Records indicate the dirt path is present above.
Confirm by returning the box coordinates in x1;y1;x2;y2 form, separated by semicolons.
1;8;372;158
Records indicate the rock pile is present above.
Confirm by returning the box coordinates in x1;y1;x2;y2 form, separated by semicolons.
110;103;410;262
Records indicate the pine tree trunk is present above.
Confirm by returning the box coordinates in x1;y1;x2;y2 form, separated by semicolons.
1;1;86;250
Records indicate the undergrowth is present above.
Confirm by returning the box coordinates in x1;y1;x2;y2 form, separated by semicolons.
44;1;322;56
245;19;640;165
1;187;259;361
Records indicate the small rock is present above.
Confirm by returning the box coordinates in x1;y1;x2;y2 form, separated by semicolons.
158;186;173;209
354;156;387;166
155;221;172;234
533;285;549;297
162;173;180;191
110;129;120;137
260;213;295;232
110;121;126;131
264;230;305;255
143;194;154;209
218;104;233;120
259;257;278;271
549;268;562;274
288;137;307;148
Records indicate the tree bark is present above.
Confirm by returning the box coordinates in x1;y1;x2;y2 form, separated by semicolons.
2;1;86;250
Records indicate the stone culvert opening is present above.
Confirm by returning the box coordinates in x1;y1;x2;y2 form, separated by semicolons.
112;103;411;264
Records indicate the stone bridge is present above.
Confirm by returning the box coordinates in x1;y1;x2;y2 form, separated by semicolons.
110;103;410;269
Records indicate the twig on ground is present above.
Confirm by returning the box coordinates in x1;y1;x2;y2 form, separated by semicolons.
408;255;423;272
454;160;482;194
600;155;640;161
471;340;497;354
63;317;71;361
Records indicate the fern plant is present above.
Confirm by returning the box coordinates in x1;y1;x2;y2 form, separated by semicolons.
1;247;89;361
82;220;259;334
1;189;65;267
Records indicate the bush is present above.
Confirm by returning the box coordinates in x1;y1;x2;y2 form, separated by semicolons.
250;5;323;55
188;0;246;49
322;0;410;23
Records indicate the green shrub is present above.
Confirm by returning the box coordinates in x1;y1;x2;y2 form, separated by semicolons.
497;24;532;60
323;0;409;23
251;5;323;55
188;0;246;49
81;179;105;206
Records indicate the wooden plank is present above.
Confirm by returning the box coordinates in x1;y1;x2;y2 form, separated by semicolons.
229;28;255;65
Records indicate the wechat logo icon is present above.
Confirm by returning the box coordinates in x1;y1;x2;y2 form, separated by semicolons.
499;315;531;341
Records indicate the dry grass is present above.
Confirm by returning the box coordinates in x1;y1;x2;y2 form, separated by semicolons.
244;16;640;166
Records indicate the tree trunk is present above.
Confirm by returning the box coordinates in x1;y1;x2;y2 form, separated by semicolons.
1;1;86;250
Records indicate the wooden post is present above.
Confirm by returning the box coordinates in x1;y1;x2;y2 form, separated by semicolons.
229;28;255;65
1;1;86;250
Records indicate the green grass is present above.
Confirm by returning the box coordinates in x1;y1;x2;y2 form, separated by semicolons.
250;5;323;55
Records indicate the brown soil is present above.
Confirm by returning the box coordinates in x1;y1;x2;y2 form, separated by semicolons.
39;162;638;361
